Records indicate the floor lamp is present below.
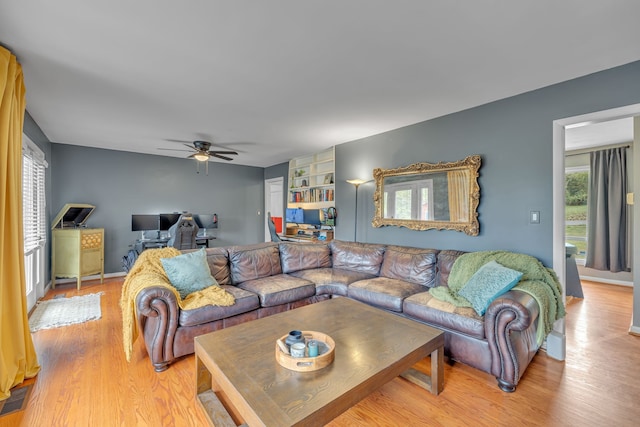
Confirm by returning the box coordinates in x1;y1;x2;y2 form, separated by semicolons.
346;179;366;241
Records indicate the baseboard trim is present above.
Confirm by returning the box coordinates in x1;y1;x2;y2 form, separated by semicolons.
579;276;633;287
51;271;127;286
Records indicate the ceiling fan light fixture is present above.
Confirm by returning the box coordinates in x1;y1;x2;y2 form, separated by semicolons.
194;153;209;162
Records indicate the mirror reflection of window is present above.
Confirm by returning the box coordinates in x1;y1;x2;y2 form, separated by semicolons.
394;188;412;219
420;184;433;220
384;179;434;220
383;192;388;218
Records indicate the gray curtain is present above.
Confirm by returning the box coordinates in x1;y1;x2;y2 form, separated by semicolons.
586;147;629;272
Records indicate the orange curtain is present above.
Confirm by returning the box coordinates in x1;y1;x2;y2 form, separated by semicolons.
447;170;469;222
0;46;40;401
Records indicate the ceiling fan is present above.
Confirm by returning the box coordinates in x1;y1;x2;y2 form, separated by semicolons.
158;140;238;174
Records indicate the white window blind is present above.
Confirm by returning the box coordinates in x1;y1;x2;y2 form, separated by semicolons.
22;143;47;253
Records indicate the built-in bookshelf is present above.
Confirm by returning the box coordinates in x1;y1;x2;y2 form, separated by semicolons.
288;147;335;209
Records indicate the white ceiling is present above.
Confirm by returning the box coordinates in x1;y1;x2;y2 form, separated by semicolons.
565;117;634;152
2;1;640;167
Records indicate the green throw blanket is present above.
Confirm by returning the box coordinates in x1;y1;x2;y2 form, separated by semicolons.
430;251;565;346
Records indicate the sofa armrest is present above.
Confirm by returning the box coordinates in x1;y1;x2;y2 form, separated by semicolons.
484;289;540;392
136;286;180;372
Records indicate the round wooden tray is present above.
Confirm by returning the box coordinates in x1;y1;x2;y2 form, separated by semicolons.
275;330;335;372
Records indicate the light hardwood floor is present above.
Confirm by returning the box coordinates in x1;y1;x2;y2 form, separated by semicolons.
2;278;639;426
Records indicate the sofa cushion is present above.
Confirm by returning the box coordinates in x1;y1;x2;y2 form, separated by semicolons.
203;247;232;285
179;285;260;327
380;246;439;287
228;243;282;284
436;250;466;287
279;242;331;273
329;240;385;275
458;261;523;316
403;291;484;339
237;274;316;307
160;248;217;299
348;277;426;312
289;267;376;296
182;247;231;285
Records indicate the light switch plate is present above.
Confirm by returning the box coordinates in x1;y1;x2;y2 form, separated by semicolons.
530;210;540;224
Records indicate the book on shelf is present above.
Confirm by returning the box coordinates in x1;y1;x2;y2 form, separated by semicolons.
289;188;334;203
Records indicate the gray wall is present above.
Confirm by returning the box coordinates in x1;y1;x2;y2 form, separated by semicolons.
335;60;640;268
264;161;288;181
50;144;265;273
264;161;289;221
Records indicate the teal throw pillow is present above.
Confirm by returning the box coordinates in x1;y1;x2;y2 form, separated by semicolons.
458;260;523;316
161;248;218;299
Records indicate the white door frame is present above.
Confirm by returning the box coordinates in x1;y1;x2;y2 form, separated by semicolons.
264;177;284;242
552;103;640;358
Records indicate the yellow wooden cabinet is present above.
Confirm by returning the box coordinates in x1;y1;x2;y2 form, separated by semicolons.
52;204;104;290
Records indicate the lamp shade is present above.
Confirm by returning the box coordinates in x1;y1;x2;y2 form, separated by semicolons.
346;178;366;186
194;153;209;162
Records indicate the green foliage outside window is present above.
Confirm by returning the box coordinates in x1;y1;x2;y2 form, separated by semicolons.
565;171;588;206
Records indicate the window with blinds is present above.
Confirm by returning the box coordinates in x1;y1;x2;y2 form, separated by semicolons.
22;143;47;253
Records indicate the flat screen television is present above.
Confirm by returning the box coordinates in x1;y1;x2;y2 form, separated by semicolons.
302;209;322;226
286;208;304;224
159;213;181;231
194;213;218;229
131;214;159;231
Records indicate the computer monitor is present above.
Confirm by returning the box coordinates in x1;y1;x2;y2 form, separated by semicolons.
132;214;160;239
302;209;322;226
194;213;218;229
159;213;181;231
286;208;303;224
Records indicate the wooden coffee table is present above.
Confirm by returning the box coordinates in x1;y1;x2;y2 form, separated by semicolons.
195;297;444;427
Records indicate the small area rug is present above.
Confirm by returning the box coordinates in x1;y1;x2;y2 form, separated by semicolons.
29;292;103;332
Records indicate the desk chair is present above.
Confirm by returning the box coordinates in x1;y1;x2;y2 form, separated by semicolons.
267;212;281;242
168;213;200;250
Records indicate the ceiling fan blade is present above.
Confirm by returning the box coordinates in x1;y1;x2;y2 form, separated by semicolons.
209;150;238;155
184;143;198;150
212;153;234;161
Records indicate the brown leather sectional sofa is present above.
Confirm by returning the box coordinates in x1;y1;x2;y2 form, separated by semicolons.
135;240;541;392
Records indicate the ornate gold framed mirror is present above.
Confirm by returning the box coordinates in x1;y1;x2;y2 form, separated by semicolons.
372;155;481;236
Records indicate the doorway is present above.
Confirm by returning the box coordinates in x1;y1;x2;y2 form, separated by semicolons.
564;119;633;285
553;104;640;352
264;177;284;242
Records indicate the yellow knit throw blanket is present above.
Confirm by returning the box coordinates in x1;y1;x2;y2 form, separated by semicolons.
120;247;235;362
